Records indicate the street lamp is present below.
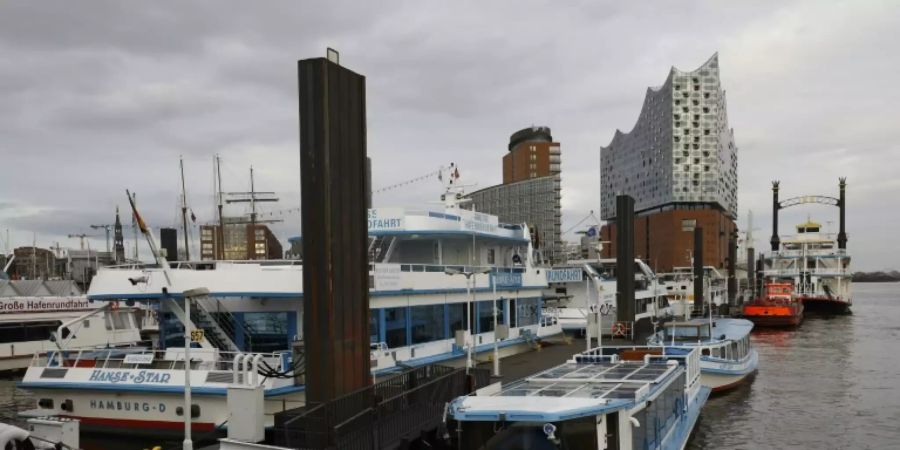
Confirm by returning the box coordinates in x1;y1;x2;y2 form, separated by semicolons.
182;287;209;450
445;266;491;373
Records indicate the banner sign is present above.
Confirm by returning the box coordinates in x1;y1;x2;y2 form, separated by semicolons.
0;297;94;314
546;268;584;283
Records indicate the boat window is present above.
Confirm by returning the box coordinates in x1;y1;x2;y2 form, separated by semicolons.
243;312;291;353
663;324;710;340
448;303;467;337
701;348;711;356
476;300;505;333
384;307;408;348
515;298;540;327
369;310;380;344
463;417;598;450
0;321;62;343
411;304;446;344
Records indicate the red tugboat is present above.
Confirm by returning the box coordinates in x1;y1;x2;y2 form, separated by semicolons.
742;281;804;328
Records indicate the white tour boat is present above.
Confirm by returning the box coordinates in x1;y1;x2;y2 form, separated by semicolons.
648;318;758;392
0;279;144;373
542;259;671;337
764;219;852;314
449;346;709;450
19;174;563;434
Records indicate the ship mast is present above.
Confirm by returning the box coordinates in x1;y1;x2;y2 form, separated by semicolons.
215;154;225;259
180;156;191;261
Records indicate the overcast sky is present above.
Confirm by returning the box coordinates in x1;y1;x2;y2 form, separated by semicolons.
0;1;897;270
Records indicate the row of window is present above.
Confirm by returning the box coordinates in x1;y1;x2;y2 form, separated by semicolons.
370;298;541;348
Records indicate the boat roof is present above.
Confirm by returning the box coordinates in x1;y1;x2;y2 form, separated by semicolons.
665;318;753;341
451;356;681;422
368;207;528;242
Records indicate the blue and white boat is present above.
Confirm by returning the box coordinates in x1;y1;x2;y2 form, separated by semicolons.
648;318;758;392
19;175;563;433
449;346;709;450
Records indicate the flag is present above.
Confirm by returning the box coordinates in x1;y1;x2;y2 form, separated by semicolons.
126;190;149;234
453;167;460;179
190;209;197;223
586;226;597;237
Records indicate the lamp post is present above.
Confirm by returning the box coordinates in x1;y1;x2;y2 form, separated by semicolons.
182;287;209;450
445;266;491;373
492;277;500;377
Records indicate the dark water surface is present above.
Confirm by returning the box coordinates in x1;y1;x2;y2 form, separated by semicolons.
689;282;900;450
3;283;899;449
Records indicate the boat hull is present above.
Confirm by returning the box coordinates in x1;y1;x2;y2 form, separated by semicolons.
742;304;803;328
700;349;758;393
20;387;305;436
798;295;851;314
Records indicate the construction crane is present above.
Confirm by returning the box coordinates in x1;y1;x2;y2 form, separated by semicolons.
67;233;94;250
90;224;113;253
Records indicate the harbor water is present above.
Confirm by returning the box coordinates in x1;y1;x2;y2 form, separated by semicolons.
2;282;898;449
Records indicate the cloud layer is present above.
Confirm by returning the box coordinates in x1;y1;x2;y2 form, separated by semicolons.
0;0;897;270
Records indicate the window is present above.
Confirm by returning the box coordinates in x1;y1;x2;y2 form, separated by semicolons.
243;312;290;352
487;248;495;265
515;298;539;327
448;303;467;336
370;311;380;343
681;219;696;231
384;307;408;348
411;305;445;344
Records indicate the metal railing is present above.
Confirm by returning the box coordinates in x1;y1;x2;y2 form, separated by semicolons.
41;347;290;372
275;365;489;450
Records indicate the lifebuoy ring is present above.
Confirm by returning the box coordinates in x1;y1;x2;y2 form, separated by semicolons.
110;301;119;311
612;322;627;337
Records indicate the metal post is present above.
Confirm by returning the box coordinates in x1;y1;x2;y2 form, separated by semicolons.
492;275;499;377
466;274;473;373
183;293;192;450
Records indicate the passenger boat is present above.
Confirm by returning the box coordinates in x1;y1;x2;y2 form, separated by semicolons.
742;281;803;327
449;346;709;450
542;259;670;337
0;280;144;373
19;347;300;435
765;220;852;314
648;318;757;393
19;174;563;434
658;266;728;318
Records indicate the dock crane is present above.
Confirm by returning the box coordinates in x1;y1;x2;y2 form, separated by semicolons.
90;224;113;253
66;233;94;250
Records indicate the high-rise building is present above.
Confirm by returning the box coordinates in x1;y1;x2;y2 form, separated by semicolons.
467;126;562;262
199;221;283;260
600;54;738;272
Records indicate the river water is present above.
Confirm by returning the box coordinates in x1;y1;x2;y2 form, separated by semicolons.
2;282;899;449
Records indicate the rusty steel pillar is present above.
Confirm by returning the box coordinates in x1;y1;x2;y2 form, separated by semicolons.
770;181;780;252
298;55;371;405
693;226;704;310
838;178;847;250
615;195;635;324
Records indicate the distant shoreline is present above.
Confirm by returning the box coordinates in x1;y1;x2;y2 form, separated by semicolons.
852;271;900;283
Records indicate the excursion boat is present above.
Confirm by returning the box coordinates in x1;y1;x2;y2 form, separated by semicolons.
19;174;563;434
742;281;803;328
649;318;757;393
449;346;709;450
542;259;670;337
658;266;728;318
19;347;300;435
765;220;852;314
0;279;145;373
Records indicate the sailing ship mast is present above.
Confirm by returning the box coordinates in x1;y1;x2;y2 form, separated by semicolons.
180;156;191;261
215;154;225;260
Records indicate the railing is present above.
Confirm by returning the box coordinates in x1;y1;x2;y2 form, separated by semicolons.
190;298;241;352
42;347;290;373
762;268;850;277
274;365;489;450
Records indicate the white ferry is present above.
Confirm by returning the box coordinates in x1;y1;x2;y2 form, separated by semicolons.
648;318;758;392
542;259;670;336
658;266;729;317
19;178;562;433
764;220;852;313
0;280;143;373
449;346;709;449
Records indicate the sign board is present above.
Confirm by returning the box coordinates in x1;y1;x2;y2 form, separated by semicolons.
492;272;523;288
368;208;405;231
190;329;205;343
373;263;402;291
546;268;584;283
123;354;155;365
0;297;94;314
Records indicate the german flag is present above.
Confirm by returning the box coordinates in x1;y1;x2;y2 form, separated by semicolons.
125;189;149;235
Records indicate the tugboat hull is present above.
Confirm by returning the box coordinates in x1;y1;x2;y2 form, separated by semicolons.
742;304;803;328
799;295;852;314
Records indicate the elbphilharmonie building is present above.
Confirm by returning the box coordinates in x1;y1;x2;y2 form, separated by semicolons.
600;54;738;272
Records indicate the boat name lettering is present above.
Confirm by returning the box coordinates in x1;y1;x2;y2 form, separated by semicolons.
88;370;172;384
368;209;404;231
0;297;92;313
89;399;167;413
546;268;584;283
493;272;523;288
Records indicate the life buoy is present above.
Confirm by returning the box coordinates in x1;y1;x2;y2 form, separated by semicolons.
110;301;119;311
612;322;627;337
